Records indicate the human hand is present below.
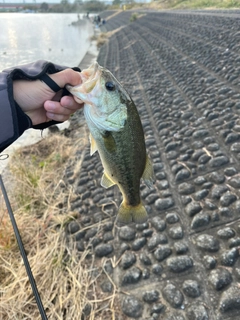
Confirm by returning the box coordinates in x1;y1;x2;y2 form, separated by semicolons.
13;68;84;126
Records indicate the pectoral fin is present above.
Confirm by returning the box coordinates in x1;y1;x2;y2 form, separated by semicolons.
89;134;98;156
101;172;116;189
102;131;117;154
142;155;154;188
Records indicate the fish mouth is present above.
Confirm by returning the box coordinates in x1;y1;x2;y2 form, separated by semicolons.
67;61;102;98
81;61;101;83
82;62;102;93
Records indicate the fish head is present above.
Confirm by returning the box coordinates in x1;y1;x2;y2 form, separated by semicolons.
67;62;129;132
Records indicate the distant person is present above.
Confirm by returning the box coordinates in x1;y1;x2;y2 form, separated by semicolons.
0;60;84;153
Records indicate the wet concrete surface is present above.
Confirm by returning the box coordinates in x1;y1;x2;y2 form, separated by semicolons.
65;10;240;320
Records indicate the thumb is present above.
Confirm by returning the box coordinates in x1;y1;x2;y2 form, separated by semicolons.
49;68;82;89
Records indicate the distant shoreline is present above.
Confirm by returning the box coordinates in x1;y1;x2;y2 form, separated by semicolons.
78;37;99;70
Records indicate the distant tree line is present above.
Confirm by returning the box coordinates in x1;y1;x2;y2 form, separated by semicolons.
39;0;107;13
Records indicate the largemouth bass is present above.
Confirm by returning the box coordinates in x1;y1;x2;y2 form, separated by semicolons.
67;62;153;224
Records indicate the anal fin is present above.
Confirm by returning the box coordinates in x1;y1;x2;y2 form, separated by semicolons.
101;172;115;189
142;155;154;188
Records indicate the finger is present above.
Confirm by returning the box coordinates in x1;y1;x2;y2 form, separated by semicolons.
60;95;84;110
49;68;82;89
44;100;74;116
46;112;70;122
44;98;83;115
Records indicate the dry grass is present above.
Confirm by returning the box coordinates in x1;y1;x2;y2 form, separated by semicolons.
96;27;125;49
0;132;119;319
90;33;108;48
96;33;109;48
141;0;240;9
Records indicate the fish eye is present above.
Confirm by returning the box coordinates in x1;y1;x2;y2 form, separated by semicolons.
105;81;115;91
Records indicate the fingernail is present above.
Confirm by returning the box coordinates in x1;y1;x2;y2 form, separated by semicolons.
47;102;56;111
66;99;74;107
47;112;54;119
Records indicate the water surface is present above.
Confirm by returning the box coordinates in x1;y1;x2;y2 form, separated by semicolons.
0;13;94;70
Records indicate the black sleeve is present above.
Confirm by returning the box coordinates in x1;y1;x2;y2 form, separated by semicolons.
0;60;80;153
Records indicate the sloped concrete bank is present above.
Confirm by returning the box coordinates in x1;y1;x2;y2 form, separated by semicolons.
65;10;240;320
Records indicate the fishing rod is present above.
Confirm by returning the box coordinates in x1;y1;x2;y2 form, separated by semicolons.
0;174;48;320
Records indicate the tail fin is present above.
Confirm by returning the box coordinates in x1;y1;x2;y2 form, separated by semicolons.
117;202;148;224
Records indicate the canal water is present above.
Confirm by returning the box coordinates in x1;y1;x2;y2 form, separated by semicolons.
0;13;94;71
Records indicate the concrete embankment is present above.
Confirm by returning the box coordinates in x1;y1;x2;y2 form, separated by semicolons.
64;9;240;319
